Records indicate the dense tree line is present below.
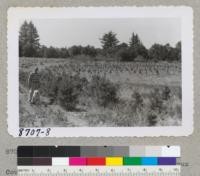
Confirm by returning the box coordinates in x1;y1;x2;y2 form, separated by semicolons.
19;21;181;62
37;45;97;58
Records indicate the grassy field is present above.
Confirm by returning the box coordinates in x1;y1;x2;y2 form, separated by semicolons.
19;57;182;127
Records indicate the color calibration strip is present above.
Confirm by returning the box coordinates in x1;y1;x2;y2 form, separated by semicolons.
18;146;180;157
18;156;177;166
17;146;180;166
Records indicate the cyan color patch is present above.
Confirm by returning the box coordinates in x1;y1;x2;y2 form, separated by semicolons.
141;157;158;165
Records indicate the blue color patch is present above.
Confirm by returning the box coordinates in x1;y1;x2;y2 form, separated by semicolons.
141;157;158;165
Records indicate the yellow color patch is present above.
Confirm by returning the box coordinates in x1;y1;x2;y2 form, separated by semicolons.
106;157;123;166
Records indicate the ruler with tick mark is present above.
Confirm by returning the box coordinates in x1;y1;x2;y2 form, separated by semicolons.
17;166;181;176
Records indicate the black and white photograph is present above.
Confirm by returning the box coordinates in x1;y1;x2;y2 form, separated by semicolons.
7;7;193;136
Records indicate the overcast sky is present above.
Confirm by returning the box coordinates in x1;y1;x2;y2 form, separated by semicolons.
22;18;181;49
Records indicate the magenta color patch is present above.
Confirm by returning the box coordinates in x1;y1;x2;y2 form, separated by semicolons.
69;157;87;165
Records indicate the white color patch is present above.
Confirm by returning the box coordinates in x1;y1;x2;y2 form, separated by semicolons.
161;146;181;157
52;158;69;166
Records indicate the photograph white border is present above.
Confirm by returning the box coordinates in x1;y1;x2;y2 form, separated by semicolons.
7;7;193;137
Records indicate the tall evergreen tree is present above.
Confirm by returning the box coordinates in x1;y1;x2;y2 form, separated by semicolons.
129;32;141;49
19;21;40;57
100;31;119;55
175;41;181;61
129;32;148;59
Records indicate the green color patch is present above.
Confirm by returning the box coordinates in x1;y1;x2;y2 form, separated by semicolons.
123;157;141;165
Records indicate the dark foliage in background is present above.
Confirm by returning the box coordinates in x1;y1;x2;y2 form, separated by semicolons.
19;21;40;57
148;43;181;62
19;21;181;61
100;31;119;57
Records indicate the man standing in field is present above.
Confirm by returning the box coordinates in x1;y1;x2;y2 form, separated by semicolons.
28;67;40;104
